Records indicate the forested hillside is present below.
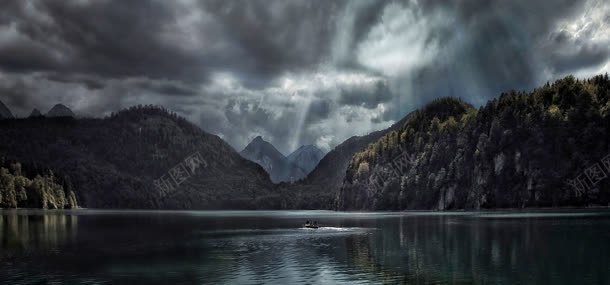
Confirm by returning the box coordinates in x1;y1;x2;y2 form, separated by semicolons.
0;105;277;209
0;158;77;209
279;111;416;209
338;75;610;210
2;75;608;211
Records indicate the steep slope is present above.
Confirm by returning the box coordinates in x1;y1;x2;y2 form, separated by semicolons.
280;110;417;209
0;105;277;209
0;100;14;119
339;75;610;210
47;104;75;117
240;136;306;183
287;145;325;173
29;108;43;117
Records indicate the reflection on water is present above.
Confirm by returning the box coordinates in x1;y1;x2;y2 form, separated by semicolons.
0;209;609;284
1;210;78;253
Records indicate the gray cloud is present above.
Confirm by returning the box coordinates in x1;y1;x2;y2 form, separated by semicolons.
0;0;609;153
339;80;392;109
0;77;32;112
43;73;105;90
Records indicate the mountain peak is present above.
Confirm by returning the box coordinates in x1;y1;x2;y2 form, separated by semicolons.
0;100;14;119
47;104;75;118
240;136;306;183
245;136;273;150
242;136;284;159
287;144;325;174
29;108;43;117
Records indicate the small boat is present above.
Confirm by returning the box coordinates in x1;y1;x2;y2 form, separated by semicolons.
303;220;320;229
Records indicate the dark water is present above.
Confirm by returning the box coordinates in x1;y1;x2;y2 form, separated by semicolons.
1;209;609;284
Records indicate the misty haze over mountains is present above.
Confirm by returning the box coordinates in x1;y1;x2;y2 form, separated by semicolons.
1;0;609;155
2;2;610;285
239;136;325;183
239;136;310;183
1;74;608;210
287;144;326;174
0;0;609;211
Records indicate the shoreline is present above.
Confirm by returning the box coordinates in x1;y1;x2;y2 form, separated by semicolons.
1;205;609;213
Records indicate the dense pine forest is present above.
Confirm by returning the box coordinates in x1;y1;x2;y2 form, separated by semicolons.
338;74;610;210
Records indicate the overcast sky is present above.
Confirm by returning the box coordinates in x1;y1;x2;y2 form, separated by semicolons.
0;0;609;154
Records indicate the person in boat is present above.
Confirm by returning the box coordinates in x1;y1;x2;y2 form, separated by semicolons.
305;220;310;227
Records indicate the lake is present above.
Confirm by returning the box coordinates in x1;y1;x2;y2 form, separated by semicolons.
1;209;609;284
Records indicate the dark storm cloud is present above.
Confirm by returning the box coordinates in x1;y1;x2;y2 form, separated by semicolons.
0;78;33;112
196;0;347;87
0;0;356;86
303;98;332;125
546;40;609;74
446;0;580;82
0;0;609;153
339;80;391;109
0;1;174;77
0;39;62;73
132;79;197;97
222;97;297;153
542;4;610;74
44;73;105;90
373;0;609;120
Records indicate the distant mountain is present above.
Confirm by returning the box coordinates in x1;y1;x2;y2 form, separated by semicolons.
279;112;414;209
240;136;306;183
338;75;610;210
29;108;43;117
0;100;14;119
287;145;325;174
0;105;278;209
2;76;606;211
47;104;75;117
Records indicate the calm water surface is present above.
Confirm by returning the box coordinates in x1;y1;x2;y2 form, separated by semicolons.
1;209;609;284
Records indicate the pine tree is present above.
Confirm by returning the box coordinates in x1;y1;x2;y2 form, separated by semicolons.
0;168;17;208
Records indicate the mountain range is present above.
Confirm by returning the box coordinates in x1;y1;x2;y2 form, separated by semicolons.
0;105;277;209
239;136;307;183
287;145;325;174
0;74;609;210
0;103;75;119
278;105;413;209
239;137;325;183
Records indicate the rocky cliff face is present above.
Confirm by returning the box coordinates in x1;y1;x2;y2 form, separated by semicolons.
240;136;306;183
287;145;325;174
0;105;278;209
338;75;610;210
